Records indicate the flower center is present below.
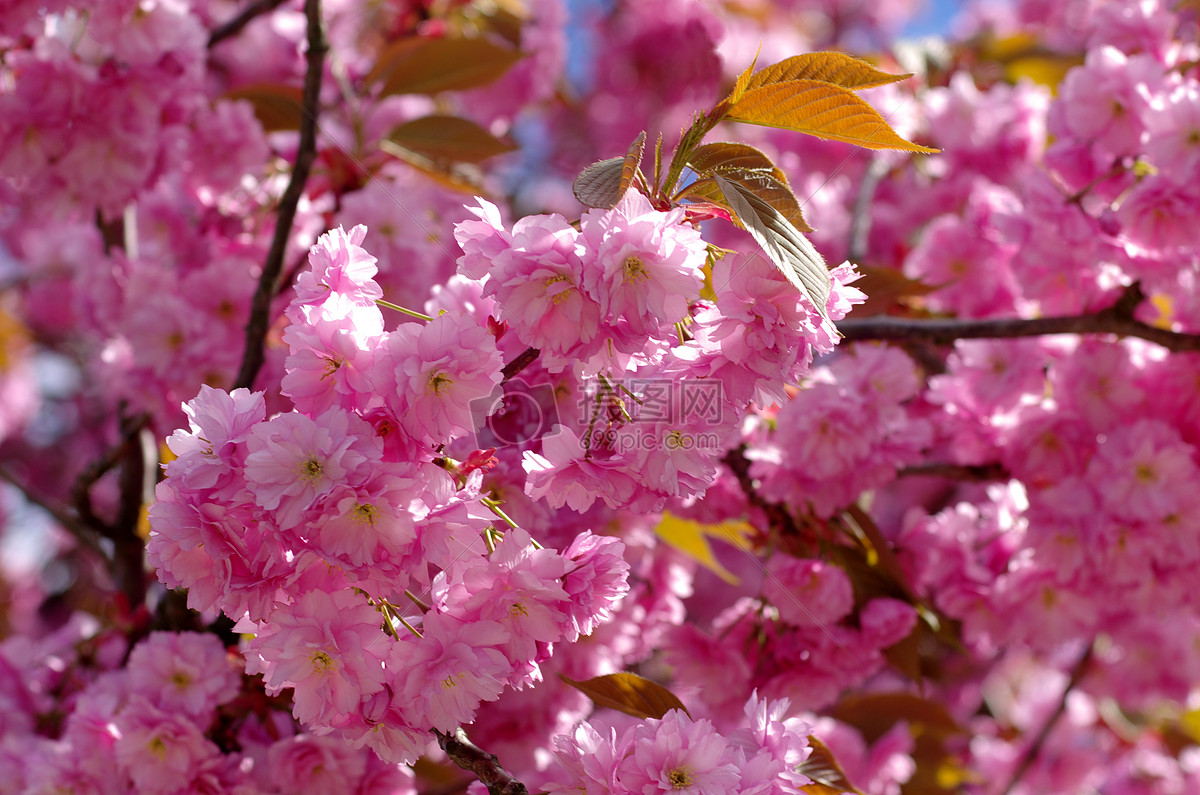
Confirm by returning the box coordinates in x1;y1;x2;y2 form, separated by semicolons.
322;356;343;380
352;502;378;525
429;371;454;396
311;650;334;673
299;455;324;482
545;274;573;305
623;255;649;282
667;766;693;788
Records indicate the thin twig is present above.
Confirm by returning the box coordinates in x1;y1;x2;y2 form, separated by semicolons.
501;346;540;384
435;728;529;795
233;0;327;390
721;446;806;542
847;155;889;262
70;410;152;536
60;409;155;606
1000;642;1095;795
0;464;108;560
207;0;292;48
837;283;1200;353
898;462;1008;481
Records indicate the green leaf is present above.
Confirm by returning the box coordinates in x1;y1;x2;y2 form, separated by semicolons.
746;51;912;92
713;173;831;318
572;131;646;209
727;80;940;153
367;36;522;96
223;83;304;132
799;736;866;795
386;115;516;164
686;142;812;232
559;673;690;720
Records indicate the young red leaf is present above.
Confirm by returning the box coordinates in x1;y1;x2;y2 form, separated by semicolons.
687;142;812;232
387;115;517;164
559;672;691;720
799;736;867;795
367;36;522;96
223;83;304;132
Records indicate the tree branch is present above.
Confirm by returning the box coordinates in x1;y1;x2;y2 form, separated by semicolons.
501;347;541;385
55;409;156;606
111;416;156;608
847;155;889;262
1000;642;1094;795
898;462;1008;481
435;728;529;795
722;446;808;543
233;0;327;391
70;410;151;535
0;464;108;561
207;0;292;48
837;283;1200;353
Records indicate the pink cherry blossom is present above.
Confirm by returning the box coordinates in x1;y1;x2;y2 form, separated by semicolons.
614;709;743;794
243;407;382;530
580;189;707;336
243;588;390;729
379;312;503;446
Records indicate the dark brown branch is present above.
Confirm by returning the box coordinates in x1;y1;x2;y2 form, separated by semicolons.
435;728;529;795
64;410;155;606
501;346;540;385
70;411;151;535
722;446;804;541
111;418;156;607
233;0;327;391
207;0;292;48
898;462;1008;481
1000;642;1094;795
837;283;1200;353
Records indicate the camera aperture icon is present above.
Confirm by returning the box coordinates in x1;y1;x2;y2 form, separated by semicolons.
470;377;561;449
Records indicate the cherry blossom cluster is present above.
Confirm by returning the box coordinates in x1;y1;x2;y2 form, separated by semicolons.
7;0;1200;793
148;226;631;763
457;190;863;515
541;693;815;794
748;344;932;518
148;176;863;774
667;555;917;720
0;623;417;793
